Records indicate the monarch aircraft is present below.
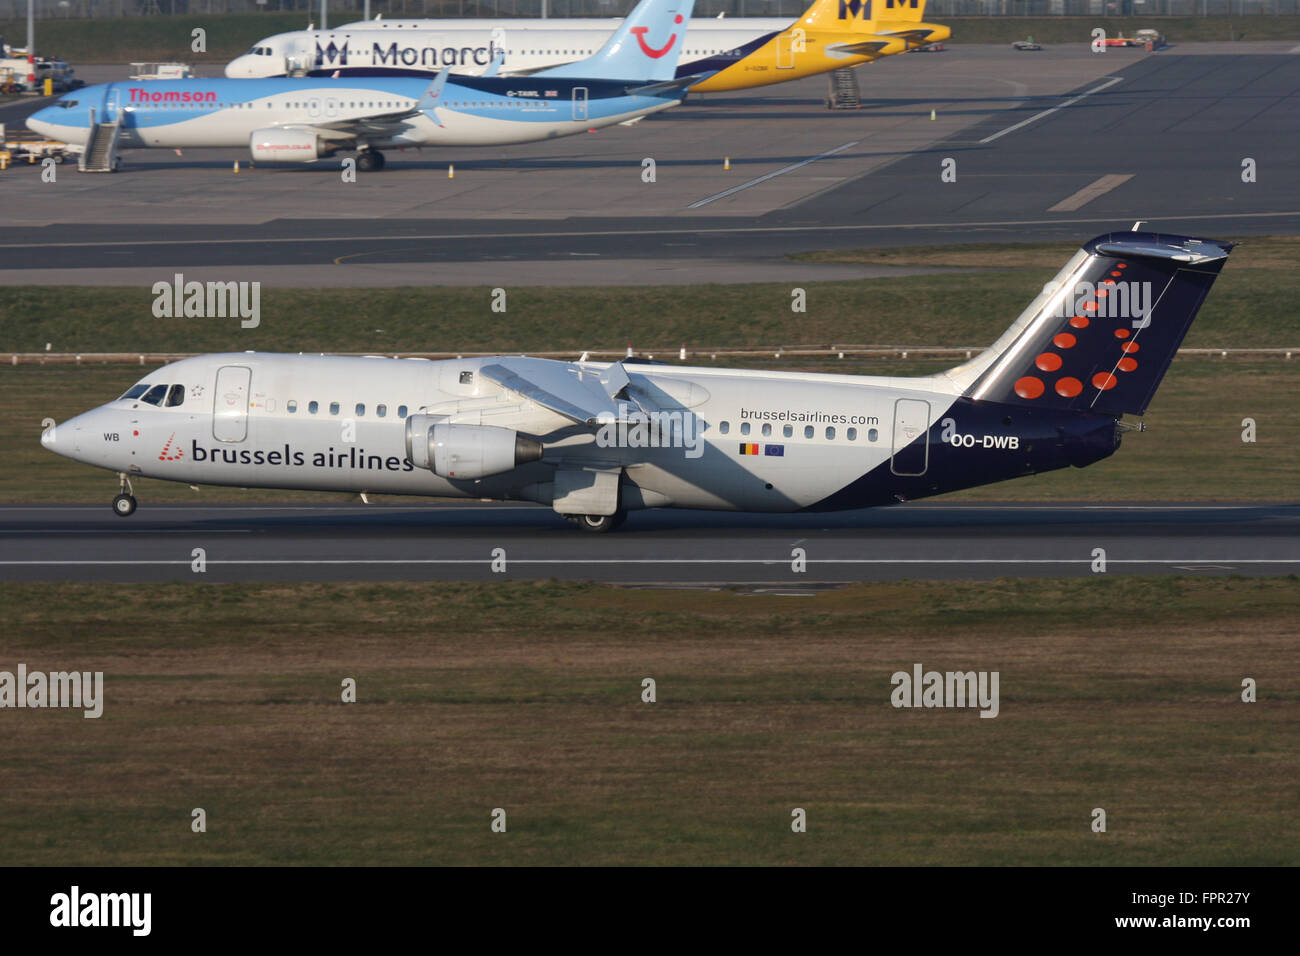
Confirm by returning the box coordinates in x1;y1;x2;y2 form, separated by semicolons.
224;0;950;93
26;0;695;171
43;232;1232;531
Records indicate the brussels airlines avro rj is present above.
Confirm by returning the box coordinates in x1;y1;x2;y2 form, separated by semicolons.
43;233;1232;531
26;0;696;171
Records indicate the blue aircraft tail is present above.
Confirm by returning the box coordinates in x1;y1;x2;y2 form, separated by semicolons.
535;0;696;82
962;232;1234;417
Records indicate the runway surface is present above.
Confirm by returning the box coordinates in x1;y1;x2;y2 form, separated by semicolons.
1;501;1295;583
2;44;1298;285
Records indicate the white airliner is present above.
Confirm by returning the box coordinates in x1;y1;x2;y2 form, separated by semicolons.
42;233;1232;531
26;0;697;171
225;0;951;93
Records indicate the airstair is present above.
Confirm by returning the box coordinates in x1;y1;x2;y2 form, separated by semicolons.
78;108;120;172
826;68;862;110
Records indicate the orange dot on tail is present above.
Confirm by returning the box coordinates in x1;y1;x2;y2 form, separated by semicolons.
1014;376;1045;399
1121;341;1140;353
1093;373;1118;390
1036;352;1062;372
1053;333;1077;349
1083;301;1097;312
674;13;683;22
1117;263;1128;269
1096;289;1108;297
1110;271;1122;277
1101;278;1116;285
1118;357;1138;372
1070;316;1090;328
1114;329;1130;339
1056;377;1083;397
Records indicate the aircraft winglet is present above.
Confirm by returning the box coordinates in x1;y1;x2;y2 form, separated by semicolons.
481;49;506;78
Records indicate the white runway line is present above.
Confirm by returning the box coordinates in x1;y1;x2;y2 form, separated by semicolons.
685;141;860;210
1048;173;1135;212
979;76;1125;145
0;559;1293;567
8;208;1300;254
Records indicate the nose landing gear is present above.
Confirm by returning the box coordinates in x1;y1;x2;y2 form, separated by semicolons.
113;473;137;517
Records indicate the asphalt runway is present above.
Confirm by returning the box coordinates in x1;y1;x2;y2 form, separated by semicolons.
1;501;1295;583
2;44;1298;285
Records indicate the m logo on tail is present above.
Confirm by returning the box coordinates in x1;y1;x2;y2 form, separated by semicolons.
838;0;919;19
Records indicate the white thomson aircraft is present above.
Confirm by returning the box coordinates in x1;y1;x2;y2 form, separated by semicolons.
27;0;697;171
43;232;1231;531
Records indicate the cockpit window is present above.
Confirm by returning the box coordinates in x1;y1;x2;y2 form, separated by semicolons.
165;384;185;407
56;100;79;109
140;384;168;406
120;384;149;400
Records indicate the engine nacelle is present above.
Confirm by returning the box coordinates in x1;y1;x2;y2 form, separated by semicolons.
249;128;324;163
405;420;543;480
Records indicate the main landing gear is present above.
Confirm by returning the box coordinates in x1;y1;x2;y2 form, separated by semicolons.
564;512;627;533
356;150;386;172
112;473;137;517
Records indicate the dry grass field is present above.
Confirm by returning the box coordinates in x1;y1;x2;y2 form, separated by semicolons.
1;578;1295;866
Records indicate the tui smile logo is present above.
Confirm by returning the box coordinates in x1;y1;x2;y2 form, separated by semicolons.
631;14;684;59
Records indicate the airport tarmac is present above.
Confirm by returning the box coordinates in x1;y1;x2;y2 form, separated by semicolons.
1;501;1295;583
1;44;1297;286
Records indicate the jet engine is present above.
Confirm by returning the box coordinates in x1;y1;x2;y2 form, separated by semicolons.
248;128;325;163
405;419;543;480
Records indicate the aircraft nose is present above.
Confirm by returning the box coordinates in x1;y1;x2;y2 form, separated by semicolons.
41;410;95;461
225;56;255;78
26;108;56;137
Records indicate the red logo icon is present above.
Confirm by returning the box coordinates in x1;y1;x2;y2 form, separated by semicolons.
158;432;184;462
631;15;683;59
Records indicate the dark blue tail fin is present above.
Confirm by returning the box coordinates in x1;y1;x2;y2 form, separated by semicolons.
963;232;1234;416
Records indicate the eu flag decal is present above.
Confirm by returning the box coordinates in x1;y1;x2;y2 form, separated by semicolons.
764;444;785;457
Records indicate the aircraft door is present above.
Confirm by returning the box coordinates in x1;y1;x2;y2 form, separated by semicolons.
890;398;930;477
572;87;588;121
776;32;799;70
213;365;252;443
103;86;121;122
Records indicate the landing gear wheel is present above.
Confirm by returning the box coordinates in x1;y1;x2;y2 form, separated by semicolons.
571;511;626;533
356;150;386;172
112;493;137;517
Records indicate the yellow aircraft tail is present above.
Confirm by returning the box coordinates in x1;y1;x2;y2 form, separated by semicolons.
800;0;928;32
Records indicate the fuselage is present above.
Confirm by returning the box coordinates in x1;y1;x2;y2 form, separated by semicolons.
26;75;681;152
42;352;1119;514
225;19;950;91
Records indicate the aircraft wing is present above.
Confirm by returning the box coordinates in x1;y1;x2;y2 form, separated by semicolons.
826;39;892;58
295;108;421;140
625;73;713;97
479;357;640;426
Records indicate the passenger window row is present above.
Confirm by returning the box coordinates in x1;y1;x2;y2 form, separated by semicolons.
286;401;409;419
717;420;879;443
